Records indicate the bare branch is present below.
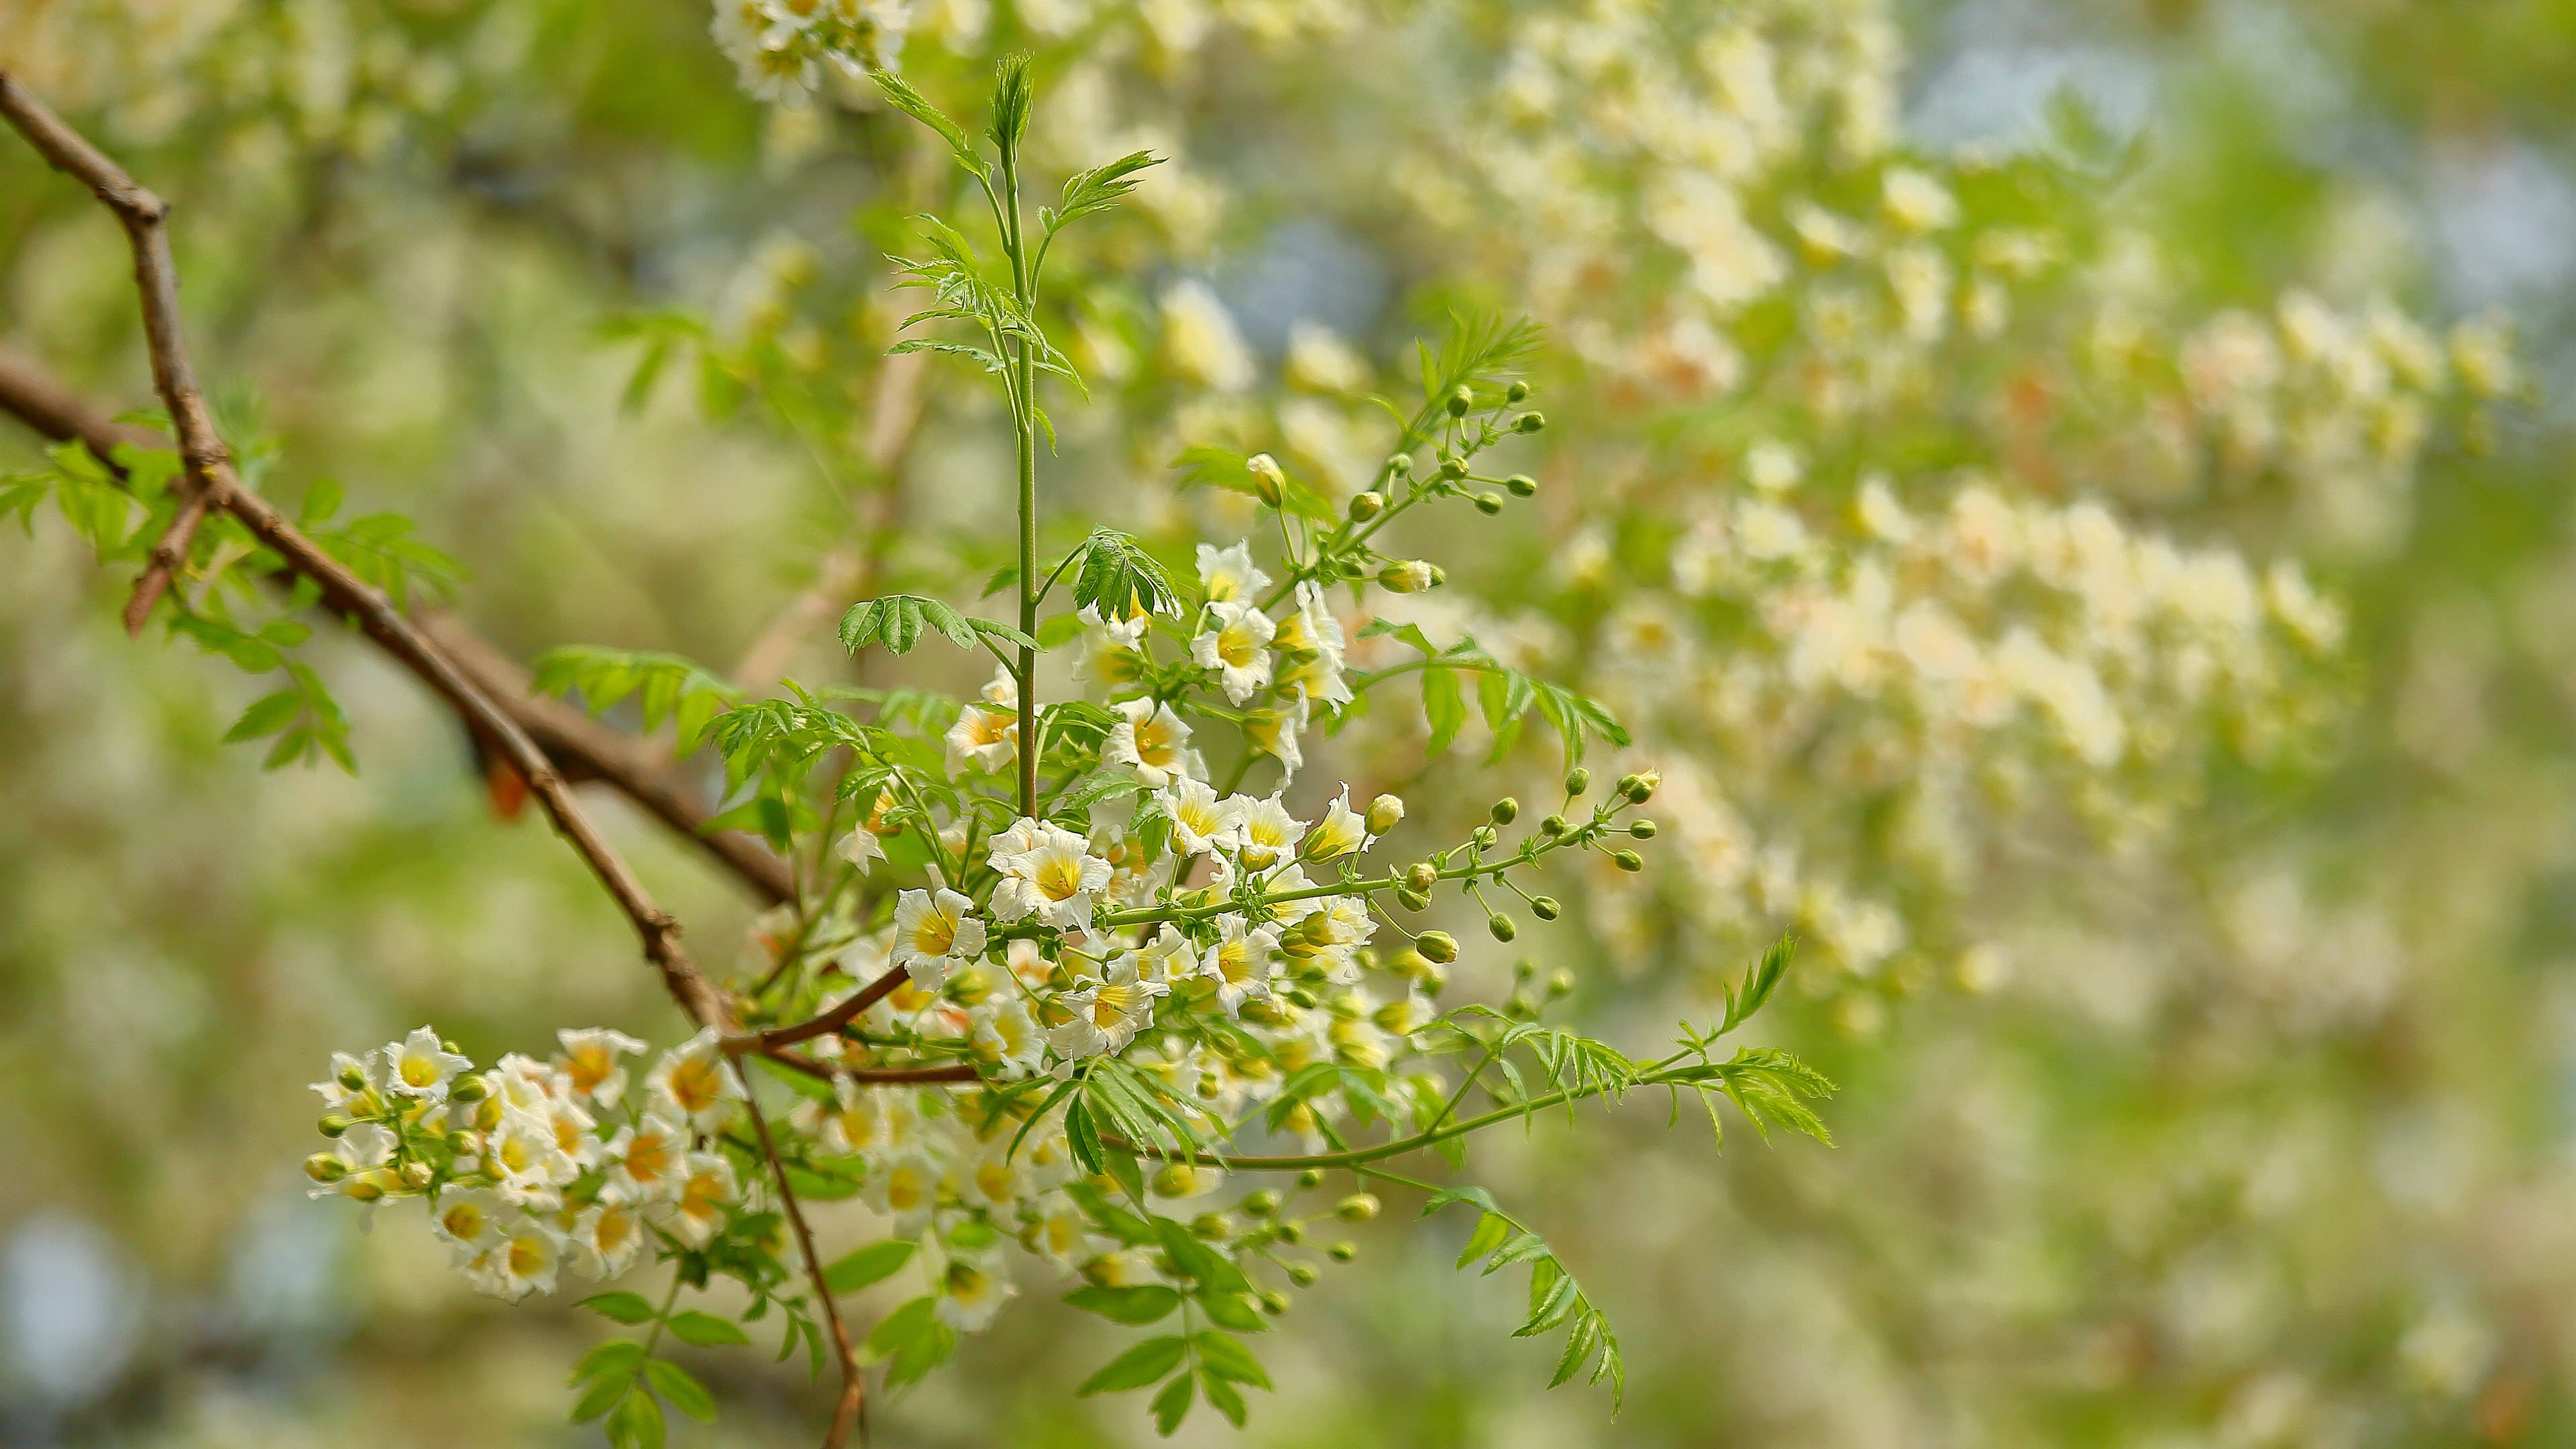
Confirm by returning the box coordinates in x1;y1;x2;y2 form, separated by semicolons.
738;1082;867;1449
743;962;915;1051
0;70;731;1030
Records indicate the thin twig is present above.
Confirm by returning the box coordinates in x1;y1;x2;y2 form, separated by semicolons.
739;1079;867;1449
745;962;915;1051
0;343;797;908
0;70;731;1030
755;1047;980;1085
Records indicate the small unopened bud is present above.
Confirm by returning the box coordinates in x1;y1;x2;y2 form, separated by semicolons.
1505;474;1538;497
1472;825;1498;849
303;1152;348;1183
1540;814;1568;837
1387;453;1413;476
1379;559;1437;593
1417;963;1448;996
1488;914;1517;943
1328;1241;1359;1262
1276;1220;1306;1245
1613;849;1644;872
337;1062;369;1091
1629;819;1658;839
1507;993;1538;1019
1297;1167;1326;1188
1405;863;1438;893
1260;1289;1291;1315
1336;1193;1381;1222
1625;770;1660;802
1285;986;1320;1009
1367;794;1406;835
1437;456;1468;480
1513;957;1537;981
475;1096;504;1132
1473;492;1504;515
1152;1163;1203;1197
1564;767;1591;796
1288;1263;1320;1287
1547;968;1576;998
1428;565;1448;587
1246;453;1287;507
318;1114;354;1138
1243;1190;1281;1218
341;1175;388;1203
1416;931;1459;964
1396;887;1430;911
449;1075;488;1104
1531;896;1562;920
1446;386;1474;417
1505;380;1531;403
1191;1213;1232;1240
1490;798;1519;826
1348;490;1384;521
1511;411;1547;433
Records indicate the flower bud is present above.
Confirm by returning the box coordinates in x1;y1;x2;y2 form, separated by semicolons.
1366;794;1406;836
1489;798;1519;826
449;1075;489;1104
1246;453;1287;507
1387;452;1413;476
1260;1289;1291;1315
1153;1163;1204;1197
1564;767;1591;796
1548;968;1576;998
337;1061;370;1091
1471;825;1498;849
1473;492;1504;515
1629;819;1658;839
1285;986;1320;1009
1404;863;1438;893
1243;1190;1281;1218
303;1152;348;1183
1288;1263;1319;1287
1336;1193;1381;1222
1445;386;1474;417
1436;456;1468;480
1417;963;1448;996
400;1161;433;1190
1505;380;1531;403
1540;814;1568;837
1531;895;1562;920
1276;1220;1306;1246
1328;1240;1358;1262
1396;887;1430;911
1511;411;1546;433
1348;490;1384;521
1613;849;1644;872
1488;912;1517;942
1297;1167;1326;1188
1505;474;1538;497
1378;559;1436;593
1507;992;1538;1019
1191;1213;1233;1240
1625;770;1660;802
341;1174;388;1203
318;1114;354;1138
1429;565;1448;587
1415;931;1459;964
475;1096;504;1132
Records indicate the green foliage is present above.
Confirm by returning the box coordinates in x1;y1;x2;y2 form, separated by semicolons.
839;594;1034;657
863;1295;959;1387
1356;619;1629;768
822;1238;917;1295
531;645;743;753
1424;1185;1623;1407
1067;528;1179;620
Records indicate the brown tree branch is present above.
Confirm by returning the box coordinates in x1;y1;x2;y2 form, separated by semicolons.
0;70;731;1030
740;962;915;1052
0;342;796;908
739;1081;867;1449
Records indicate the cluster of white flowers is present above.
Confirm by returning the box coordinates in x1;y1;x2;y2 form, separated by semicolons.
305;1026;743;1303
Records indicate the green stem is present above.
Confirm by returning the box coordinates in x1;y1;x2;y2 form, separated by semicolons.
640;1266;688;1354
1002;152;1040;822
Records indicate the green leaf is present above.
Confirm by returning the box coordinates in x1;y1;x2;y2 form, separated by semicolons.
1195;1290;1269;1333
863;1295;958;1387
578;1292;659;1326
569;1371;635;1425
1422;666;1465;757
1191;1330;1271;1389
823;1239;918;1295
838;594;995;655
1456;1211;1514;1269
1198;1366;1248;1427
606;1387;665;1449
643;1358;716;1423
870;68;989;178
1070;529;1179;619
663;1310;749;1347
1051;150;1163;233
987;52;1033;159
1063;1285;1181;1325
1150;1218;1250;1295
223;690;304;743
1077;1335;1189;1395
1151;1370;1196;1435
571;1338;649;1387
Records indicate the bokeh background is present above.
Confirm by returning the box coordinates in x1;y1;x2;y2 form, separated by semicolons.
6;0;2576;1445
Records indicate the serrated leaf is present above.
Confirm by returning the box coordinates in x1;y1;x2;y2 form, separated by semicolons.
870;68;989;178
1077;1335;1188;1395
1150;1368;1196;1434
1422;666;1465;757
1191;1330;1271;1389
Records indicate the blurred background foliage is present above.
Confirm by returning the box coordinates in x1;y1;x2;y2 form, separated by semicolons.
5;0;2576;1445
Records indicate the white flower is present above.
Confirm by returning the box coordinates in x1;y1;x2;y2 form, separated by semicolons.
541;1095;604;1171
892;888;987;989
1104;697;1203;787
807;1080;919;1156
1134;924;1201;986
1242;695;1307;780
472;1218;566;1302
601;1114;692;1204
1193;600;1277;704
1161;279;1256;392
1196;540;1272;603
1162;778;1242;856
1200;916;1281;1014
970;997;1045;1080
945;702;1019;775
429;1188;509;1263
835;825;885;872
1233;794;1305;869
953;1146;1030;1212
1882;166;1958;232
645;1028;741;1130
384;1026;472;1102
863;1155;939;1232
668;1152;739;1247
1745;440;1803;493
1273;583;1351;708
572;1199;652;1279
1300;787;1367;861
934;1250;1018;1332
1049;954;1170;1060
1285;321;1371;394
989;820;1114;934
555;1028;646;1107
308;1051;377;1109
486;1109;578;1210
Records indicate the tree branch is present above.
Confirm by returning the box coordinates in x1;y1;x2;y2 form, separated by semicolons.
0;342;796;908
0;70;733;1030
739;1081;867;1449
741;962;915;1051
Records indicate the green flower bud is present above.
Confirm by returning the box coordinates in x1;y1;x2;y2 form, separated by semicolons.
1288;1263;1319;1287
337;1061;369;1091
341;1175;388;1203
1511;411;1546;433
1625;770;1660;802
1379;559;1437;593
1513;957;1537;981
1336;1193;1381;1222
1387;452;1413;476
1473;492;1504;515
1564;767;1591;796
1613;849;1644;872
449;1075;488;1104
303;1152;348;1183
1152;1163;1203;1197
1505;380;1531;403
1540;814;1568;837
1488;914;1517;943
1437;455;1468;480
1243;1190;1281;1218
1506;473;1538;496
1629;819;1658;839
1531;895;1562;921
1246;452;1287;507
1506;993;1538;1019
1490;798;1519;825
1472;825;1498;849
1416;931;1459;964
1192;1213;1233;1240
400;1161;433;1190
1349;490;1385;521
1277;1220;1307;1245
1445;386;1474;417
1417;963;1448;996
1285;986;1320;1009
1547;968;1576;998
1405;863;1438;893
1396;887;1430;912
1260;1290;1291;1316
318;1114;354;1138
1328;1241;1359;1262
1366;794;1406;836
1428;564;1448;587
